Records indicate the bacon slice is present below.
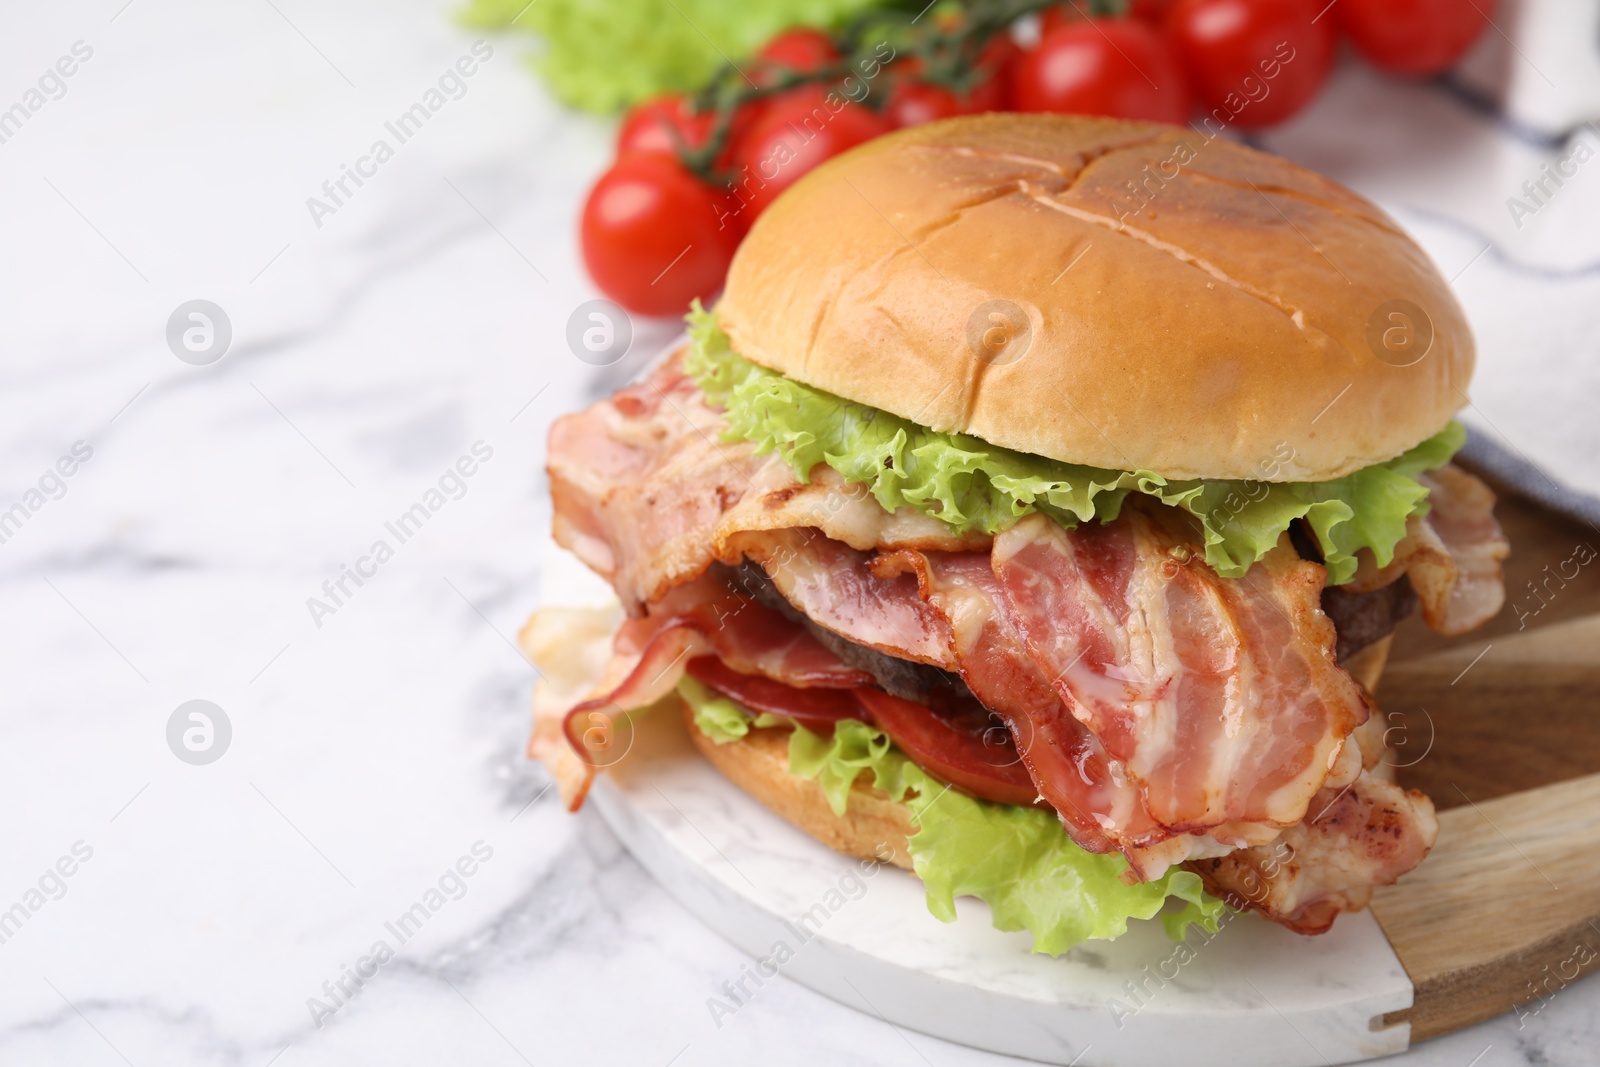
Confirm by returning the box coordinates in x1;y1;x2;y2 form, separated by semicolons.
714;461;986;556
1346;463;1509;634
524;604;629;810
728;528;958;668
550;362;1505;641
547;354;770;612
543;575;871;808
649;576;876;689
995;509;1368;851
1191;771;1439;934
879;548;1133;855
867;522;1368;879
1409;465;1510;632
548;351;985;614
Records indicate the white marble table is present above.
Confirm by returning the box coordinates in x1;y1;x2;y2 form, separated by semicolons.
1;3;1594;1065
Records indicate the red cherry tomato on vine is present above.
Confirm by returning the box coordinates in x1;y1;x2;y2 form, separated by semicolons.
1011;21;1191;124
1130;0;1181;23
972;32;1021;109
580;155;741;316
616;94;711;157
1165;0;1335;128
617;94;758;175
1037;5;1074;36
885;80;968;127
745;29;843;129
1337;0;1495;76
882;36;1016;128
731;88;892;220
1040;0;1174;34
756;28;840;75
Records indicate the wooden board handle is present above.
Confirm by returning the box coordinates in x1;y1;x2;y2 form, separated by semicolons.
1369;613;1600;1039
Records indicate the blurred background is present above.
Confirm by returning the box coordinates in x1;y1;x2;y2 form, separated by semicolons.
1;1;1596;1064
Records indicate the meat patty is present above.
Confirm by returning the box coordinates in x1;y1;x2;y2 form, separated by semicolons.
1322;578;1417;662
721;560;972;706
1290;517;1418;661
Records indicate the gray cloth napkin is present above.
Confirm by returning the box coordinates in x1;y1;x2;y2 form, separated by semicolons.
1257;0;1600;528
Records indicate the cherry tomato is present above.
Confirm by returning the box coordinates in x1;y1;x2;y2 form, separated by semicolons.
616;94;712;157
1165;0;1335;128
973;32;1021;110
580;154;742;316
1011;20;1191;124
885;79;967;127
731;87;892;220
742;28;844;132
882;35;1016;128
1041;0;1175;33
1130;0;1181;23
1038;5;1075;35
616;93;758;170
1337;0;1494;76
756;28;840;75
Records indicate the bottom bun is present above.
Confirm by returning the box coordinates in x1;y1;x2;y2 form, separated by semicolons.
1344;633;1393;695
681;634;1395;870
681;700;915;871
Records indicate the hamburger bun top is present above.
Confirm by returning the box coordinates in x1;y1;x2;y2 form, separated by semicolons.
716;114;1472;482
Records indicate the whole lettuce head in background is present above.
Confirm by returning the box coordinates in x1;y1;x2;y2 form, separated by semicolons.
459;0;883;113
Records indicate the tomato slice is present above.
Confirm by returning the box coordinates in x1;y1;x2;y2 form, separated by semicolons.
688;657;1042;807
686;657;865;734
855;689;1041;808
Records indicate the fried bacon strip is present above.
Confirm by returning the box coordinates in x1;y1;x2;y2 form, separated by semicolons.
547;356;768;612
991;511;1370;869
854;513;1370;879
548;354;983;613
533;574;871;808
1191;772;1439;934
1345;463;1509;634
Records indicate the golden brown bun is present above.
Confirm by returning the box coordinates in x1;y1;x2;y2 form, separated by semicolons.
680;701;914;870
681;636;1391;865
718;115;1471;481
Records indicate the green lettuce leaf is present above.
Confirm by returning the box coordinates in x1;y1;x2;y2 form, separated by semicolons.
459;0;883;114
685;303;1463;584
680;679;1226;953
680;676;785;743
681;676;755;743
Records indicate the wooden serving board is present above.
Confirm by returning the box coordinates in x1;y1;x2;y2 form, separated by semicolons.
1368;475;1600;1040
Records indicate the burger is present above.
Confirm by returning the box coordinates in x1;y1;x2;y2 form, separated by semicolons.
524;114;1509;951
